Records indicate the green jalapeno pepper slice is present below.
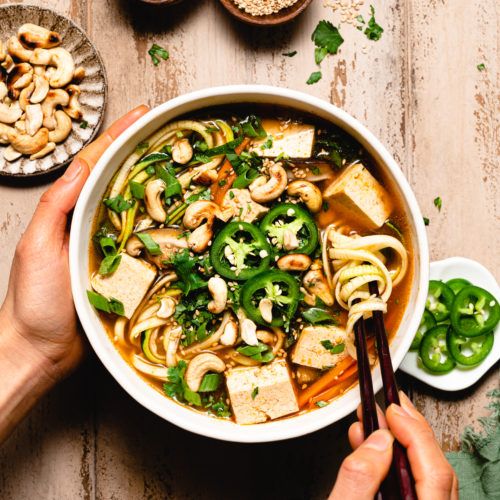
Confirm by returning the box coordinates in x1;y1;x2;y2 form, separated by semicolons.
450;285;500;337
240;270;300;327
260;203;319;255
446;278;472;295
447;329;494;366
410;309;436;351
419;325;456;373
425;280;455;322
210;222;271;280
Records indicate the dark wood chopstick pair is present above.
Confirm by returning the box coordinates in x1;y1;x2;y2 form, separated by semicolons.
352;281;417;500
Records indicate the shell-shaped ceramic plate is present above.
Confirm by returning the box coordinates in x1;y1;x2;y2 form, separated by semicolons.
400;257;500;391
0;4;107;177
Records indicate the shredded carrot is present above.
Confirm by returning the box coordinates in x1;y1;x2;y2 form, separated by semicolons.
308;374;358;409
298;356;356;408
211;137;251;205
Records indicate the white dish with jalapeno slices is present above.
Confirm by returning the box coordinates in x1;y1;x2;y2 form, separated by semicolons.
400;257;500;391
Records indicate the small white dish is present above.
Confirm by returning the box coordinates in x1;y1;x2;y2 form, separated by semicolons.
399;257;500;391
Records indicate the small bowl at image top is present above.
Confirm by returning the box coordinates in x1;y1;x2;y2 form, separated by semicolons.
219;0;314;26
69;85;429;443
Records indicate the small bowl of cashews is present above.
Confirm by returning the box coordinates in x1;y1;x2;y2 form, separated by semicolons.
0;5;107;177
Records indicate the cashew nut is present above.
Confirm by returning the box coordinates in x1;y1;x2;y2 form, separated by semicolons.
30;74;49;103
283;229;300;251
219;319;238;346
156;296;177;319
1;55;15;73
287;180;323;213
277;254;312;272
303;266;334;306
47;47;74;88
41;89;69;129
207;276;228;314
30;141;55;160
6;63;33;99
8;127;49;155
0;123;14;144
240;315;259;346
25;104;43;136
144;178;167;222
182;200;222;253
171;138;193;164
185;353;225;392
0;101;23;124
6;36;32;62
29;48;52;66
259;298;273;323
48;110;72;143
14;120;26;134
3;145;22;162
63;84;82;120
163;325;183;368
19;82;35;110
18;24;62;49
249;163;287;202
72;66;86;84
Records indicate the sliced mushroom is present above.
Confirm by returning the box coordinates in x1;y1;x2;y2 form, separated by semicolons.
18;82;34;111
144;178;167;222
30;141;55;160
182;200;223;253
47;47;74;88
48;110;72;143
185;353;226;392
63;84;82;120
6;36;32;62
72;66;86;84
6;63;33;99
171;138;193;164
193;169;218;185
29;48;52;66
18;24;62;49
219;319;238;346
303;265;334;306
0;101;23;124
0;123;14;144
41;89;69;129
249;163;288;202
8;127;49;155
277;254;312;272
30;74;49;103
3;145;22;162
125;228;188;268
259;298;273;324
287;180;323;213
25;103;43;136
207;276;228;314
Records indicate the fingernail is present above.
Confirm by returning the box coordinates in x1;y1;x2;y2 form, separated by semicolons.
63;158;84;181
363;430;393;452
389;403;410;417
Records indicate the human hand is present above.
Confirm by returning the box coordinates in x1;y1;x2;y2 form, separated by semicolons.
329;391;458;500
0;105;149;383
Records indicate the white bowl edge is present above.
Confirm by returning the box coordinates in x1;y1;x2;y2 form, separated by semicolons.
69;85;429;443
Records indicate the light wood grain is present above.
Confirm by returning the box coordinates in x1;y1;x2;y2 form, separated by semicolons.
0;0;498;498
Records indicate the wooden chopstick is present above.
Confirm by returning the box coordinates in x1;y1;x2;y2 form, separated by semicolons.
368;281;417;500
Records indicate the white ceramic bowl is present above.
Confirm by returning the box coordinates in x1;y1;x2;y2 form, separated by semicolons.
69;85;429;443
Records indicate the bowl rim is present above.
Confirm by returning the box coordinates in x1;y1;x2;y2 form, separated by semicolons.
70;85;429;443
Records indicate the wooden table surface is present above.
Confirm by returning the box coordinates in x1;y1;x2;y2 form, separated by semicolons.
0;1;498;498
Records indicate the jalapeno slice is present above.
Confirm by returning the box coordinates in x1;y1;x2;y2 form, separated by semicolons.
260;203;319;255
419;325;456;373
446;278;472;295
447;329;494;366
450;285;500;337
425;280;455;322
410;310;436;351
240;270;300;326
210;222;271;280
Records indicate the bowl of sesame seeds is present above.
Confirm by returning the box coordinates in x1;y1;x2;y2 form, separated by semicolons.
219;0;314;26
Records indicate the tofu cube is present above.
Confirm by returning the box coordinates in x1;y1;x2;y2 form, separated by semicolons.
221;188;269;223
91;253;157;319
225;359;299;425
250;119;315;159
323;163;393;230
292;326;349;370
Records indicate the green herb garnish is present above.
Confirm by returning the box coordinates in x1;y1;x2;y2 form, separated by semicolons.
237;342;275;363
434;196;442;211
198;373;221;393
103;195;134;213
477;63;486;71
283;50;297;57
148;43;169;66
423;217;430;226
135;232;162;255
79;120;88;129
87;290;125;316
307;71;322;85
312;20;344;56
364;5;384;41
321;340;345;354
129;180;145;200
251;386;259;399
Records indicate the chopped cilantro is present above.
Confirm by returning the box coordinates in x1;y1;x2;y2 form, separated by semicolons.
148;43;169;66
163;361;201;406
433;196;442;211
316;401;328;408
251;386;259;399
307;71;322;85
260;135;274;150
312;20;344;55
302;307;337;325
135;141;149;154
315;47;328;65
283;50;297;57
364;5;384;41
321;340;345;354
166;249;208;295
237;342;275;363
477;63;486;71
423;216;430;226
103;194;134;213
79;120;88;129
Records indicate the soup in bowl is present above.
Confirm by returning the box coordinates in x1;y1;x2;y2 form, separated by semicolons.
70;86;428;442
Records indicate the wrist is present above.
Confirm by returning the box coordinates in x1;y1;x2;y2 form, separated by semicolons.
0;308;57;443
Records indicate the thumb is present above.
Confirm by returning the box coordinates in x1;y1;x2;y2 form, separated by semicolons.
28;158;90;245
329;429;394;500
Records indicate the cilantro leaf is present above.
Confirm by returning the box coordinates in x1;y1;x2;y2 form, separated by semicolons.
283;50;297;57
251;386;259;399
434;196;442;211
307;71;322;85
148;43;169;66
166;249;207;295
315;47;328;65
103;195;134;213
364;5;384;41
302;307;337;324
312;20;344;55
477;63;486;71
237;342;275;363
320;340;345;354
423;217;430;226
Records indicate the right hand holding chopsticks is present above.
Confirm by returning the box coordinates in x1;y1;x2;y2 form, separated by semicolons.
329;392;458;500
